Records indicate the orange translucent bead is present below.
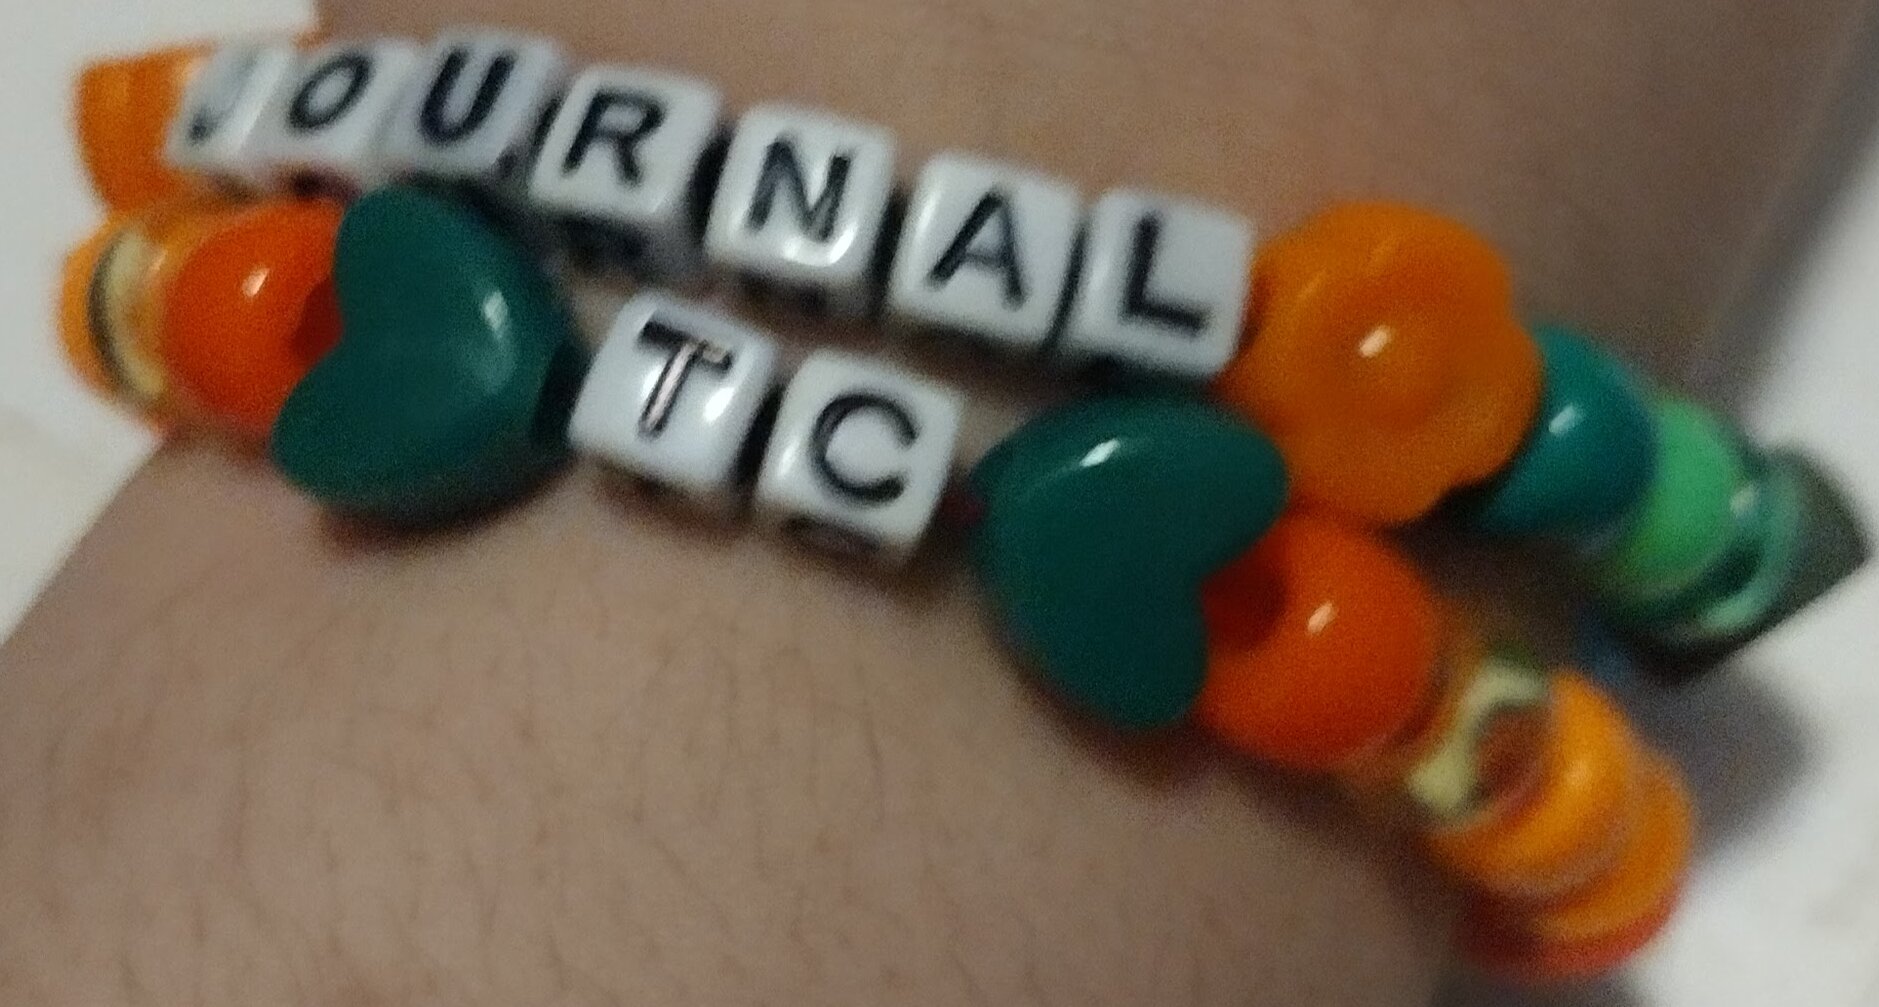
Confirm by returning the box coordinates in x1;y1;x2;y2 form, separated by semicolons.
75;45;208;212
1214;203;1542;526
1427;672;1644;899
1197;511;1441;773
1458;887;1677;983
1468;756;1692;948
58;198;343;440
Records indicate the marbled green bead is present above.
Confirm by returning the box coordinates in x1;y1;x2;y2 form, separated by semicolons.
272;187;586;523
970;397;1288;730
1591;398;1749;611
1460;325;1656;538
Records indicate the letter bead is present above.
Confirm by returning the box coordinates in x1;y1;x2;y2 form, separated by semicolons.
755;350;962;564
704;105;896;316
568;293;780;507
164;42;298;190
1061;190;1254;380
254;39;422;194
529;66;723;279
379;28;568;189
887;153;1081;351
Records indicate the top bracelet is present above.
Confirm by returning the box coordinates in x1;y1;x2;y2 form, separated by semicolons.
68;27;1869;687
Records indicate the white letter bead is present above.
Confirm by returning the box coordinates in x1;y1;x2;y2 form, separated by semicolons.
379;28;568;187
568;292;780;508
704;105;896;316
888;153;1081;351
254;39;421;193
528;66;723;280
755;350;963;565
164;42;298;190
1061;190;1254;381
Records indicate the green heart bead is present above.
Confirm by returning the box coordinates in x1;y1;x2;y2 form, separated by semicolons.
1458;325;1657;538
271;186;587;523
970;397;1288;730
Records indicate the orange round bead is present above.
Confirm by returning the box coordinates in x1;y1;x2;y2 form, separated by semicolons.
75;45;208;212
1214;202;1542;526
161;201;345;441
1476;756;1692;947
1458;887;1677;983
1427;672;1644;899
58;198;343;441
1197;511;1441;773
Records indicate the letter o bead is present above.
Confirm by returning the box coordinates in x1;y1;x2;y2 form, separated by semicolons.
754;350;963;565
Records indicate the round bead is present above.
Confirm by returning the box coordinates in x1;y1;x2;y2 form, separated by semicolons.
1458;325;1657;538
75;45;207;211
162;200;344;441
971;397;1289;730
1196;511;1440;772
1427;672;1643;899
1489;757;1692;947
1214;202;1542;526
1592;398;1749;610
272;187;587;523
1458;887;1676;983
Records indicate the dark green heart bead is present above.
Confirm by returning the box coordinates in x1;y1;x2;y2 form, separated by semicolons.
1459;325;1656;538
970;397;1288;730
271;186;587;523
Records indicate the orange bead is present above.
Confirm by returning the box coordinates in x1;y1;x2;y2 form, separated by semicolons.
1427;672;1644;899
1458;887;1677;983
75;45;208;212
161;201;344;440
1469;756;1692;947
58;198;343;440
1197;511;1441;773
1214;203;1542;526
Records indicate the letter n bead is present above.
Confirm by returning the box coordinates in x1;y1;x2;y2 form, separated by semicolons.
1061;190;1254;381
568;293;780;508
164;41;298;190
755;350;963;564
254;39;422;193
704;104;896;316
379;28;568;187
529;65;724;279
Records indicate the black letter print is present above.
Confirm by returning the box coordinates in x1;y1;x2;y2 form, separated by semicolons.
636;319;736;435
562;89;666;184
419;48;516;143
288;53;374;131
746;139;851;241
1123;216;1207;334
810;393;917;504
927;190;1026;307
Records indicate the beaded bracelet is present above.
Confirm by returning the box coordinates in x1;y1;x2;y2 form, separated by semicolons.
62;29;1870;982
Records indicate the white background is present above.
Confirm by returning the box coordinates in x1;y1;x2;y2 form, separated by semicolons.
1;3;1874;1004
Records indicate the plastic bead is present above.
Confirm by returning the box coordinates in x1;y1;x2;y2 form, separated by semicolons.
970;397;1288;729
1214;202;1541;526
1592;398;1748;609
1196;511;1440;772
1458;886;1676;983
271;187;587;523
58;198;343;439
75;45;207;211
1394;644;1553;828
1458;325;1658;538
1427;672;1643;899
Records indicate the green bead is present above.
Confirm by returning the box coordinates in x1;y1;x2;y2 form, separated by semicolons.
1459;325;1656;538
970;397;1288;729
1592;398;1748;611
271;187;586;523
